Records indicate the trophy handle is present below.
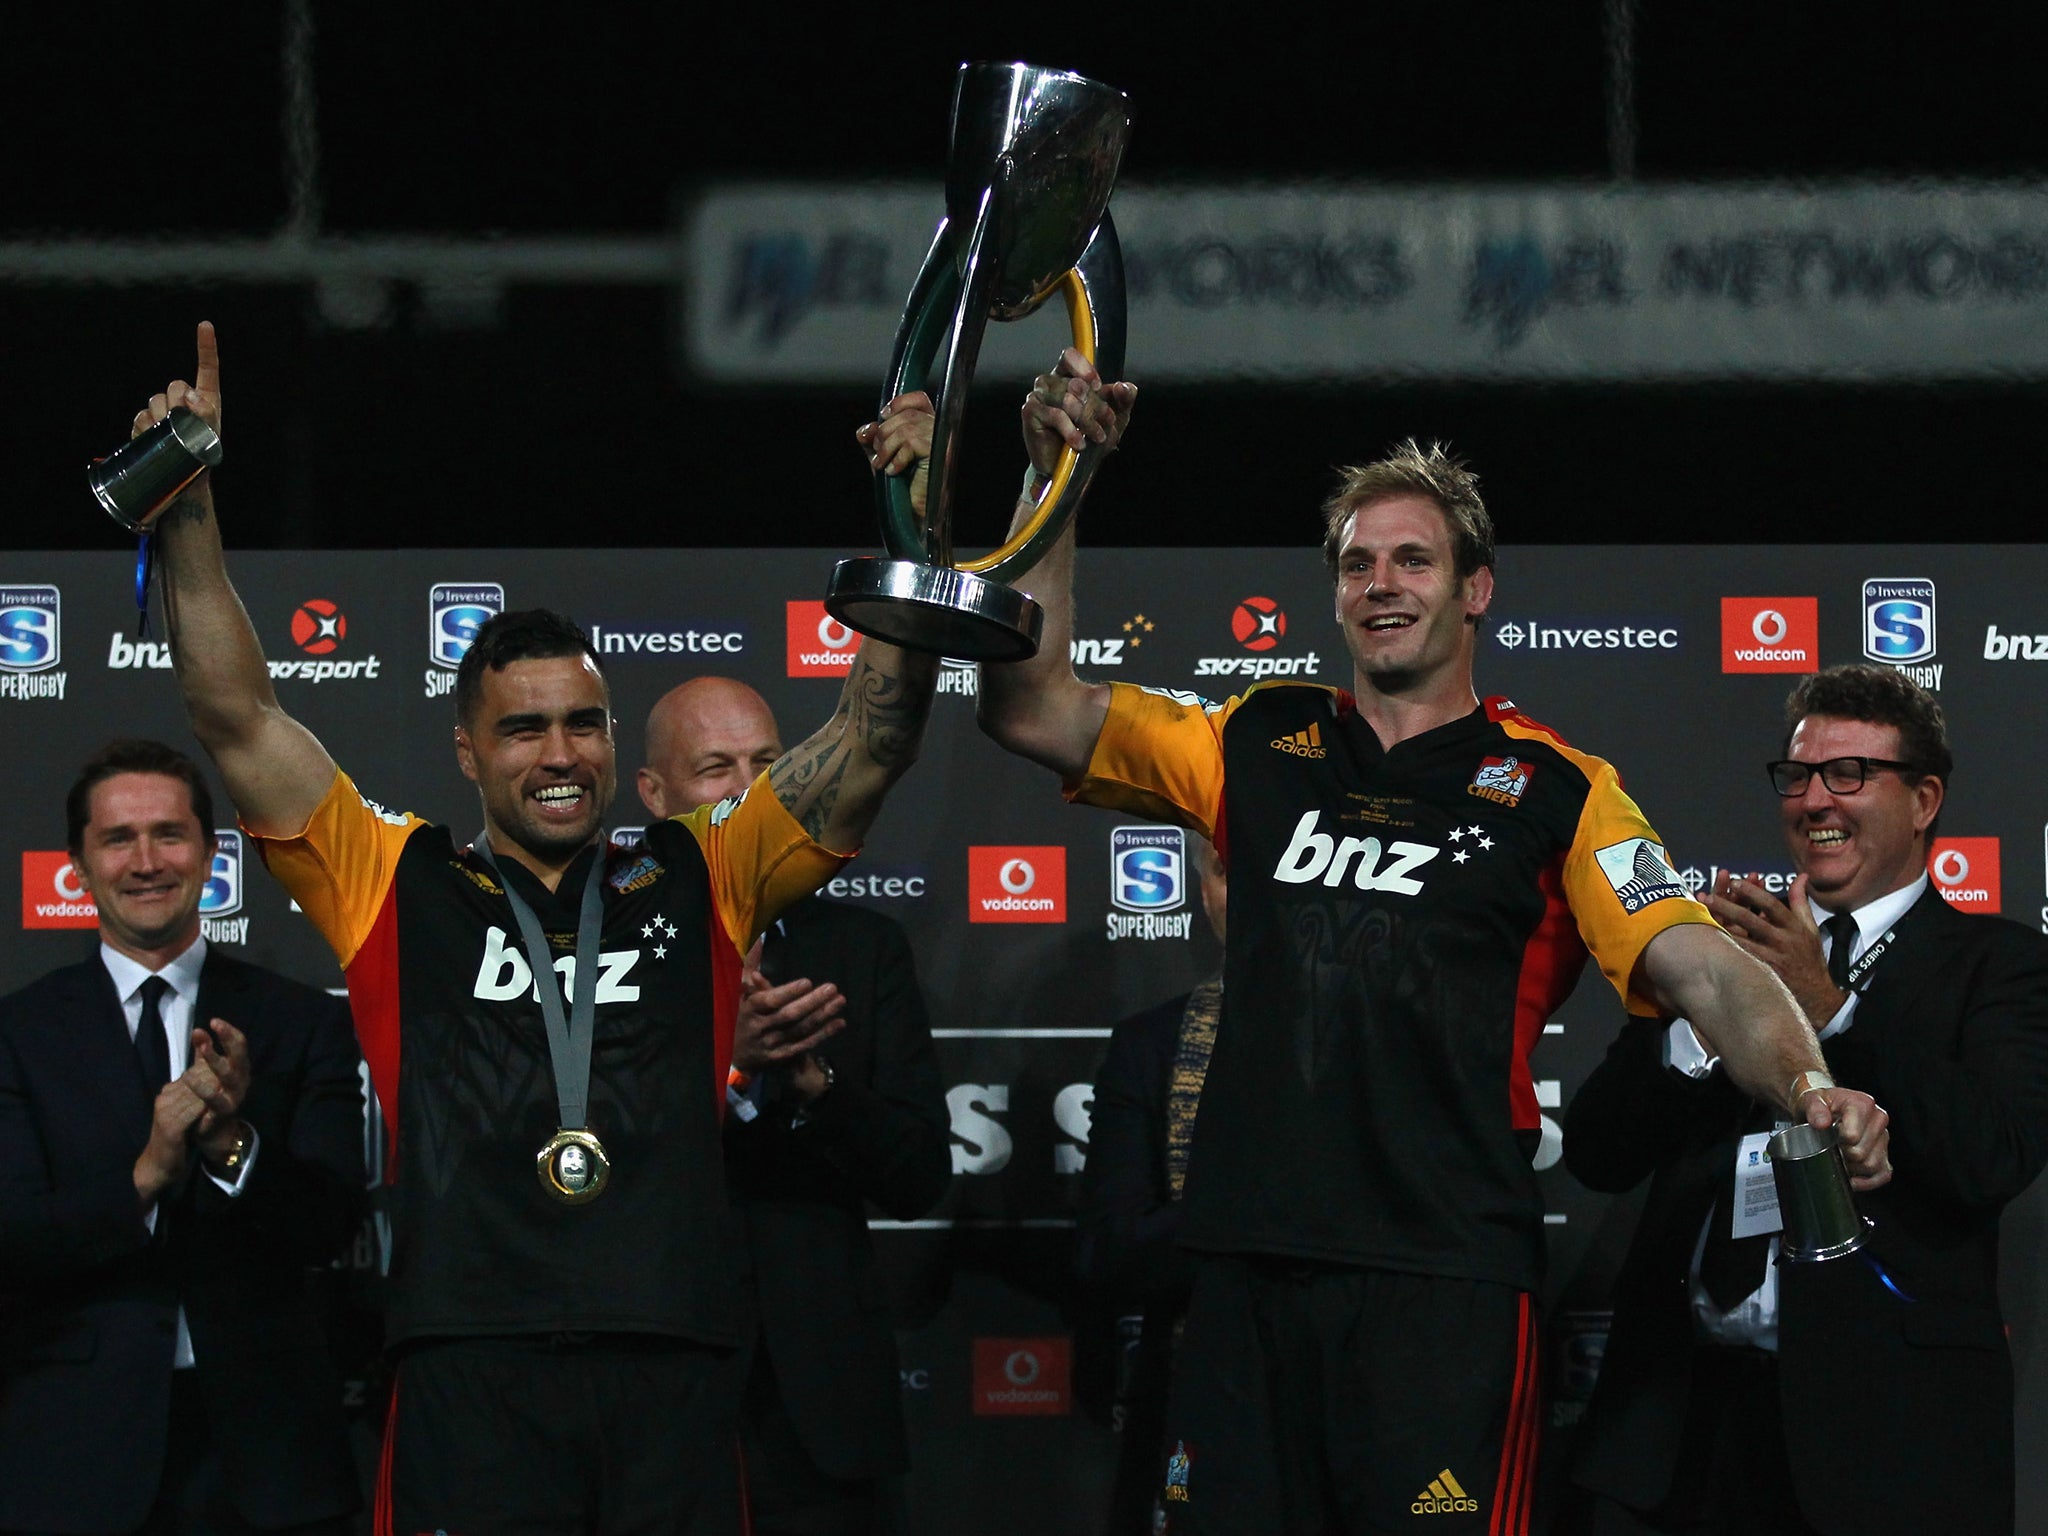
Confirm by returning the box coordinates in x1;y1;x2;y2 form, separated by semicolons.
877;209;1126;585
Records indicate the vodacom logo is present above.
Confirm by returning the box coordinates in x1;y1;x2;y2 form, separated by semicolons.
1004;1349;1041;1386
969;845;1067;924
1722;596;1817;674
1751;608;1788;646
1929;836;2000;912
786;600;860;677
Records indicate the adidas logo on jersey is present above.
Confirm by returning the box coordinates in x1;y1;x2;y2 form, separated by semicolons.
1411;1468;1479;1515
1271;722;1327;758
1271;810;1439;894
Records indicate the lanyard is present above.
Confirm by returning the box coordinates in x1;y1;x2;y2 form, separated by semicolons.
1842;925;1900;994
476;836;605;1131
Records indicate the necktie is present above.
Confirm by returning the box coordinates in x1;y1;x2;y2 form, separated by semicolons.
134;975;172;1093
1698;1099;1779;1312
1823;910;1859;991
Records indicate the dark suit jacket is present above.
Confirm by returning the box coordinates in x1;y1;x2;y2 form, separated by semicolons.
1076;990;1202;1536
1567;890;2048;1536
0;950;368;1534
729;897;950;1480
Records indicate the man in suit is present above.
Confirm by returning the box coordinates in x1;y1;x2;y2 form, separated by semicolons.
0;739;367;1536
1568;665;2048;1535
639;677;951;1536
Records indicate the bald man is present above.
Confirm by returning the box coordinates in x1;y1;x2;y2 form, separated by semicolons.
640;677;951;1536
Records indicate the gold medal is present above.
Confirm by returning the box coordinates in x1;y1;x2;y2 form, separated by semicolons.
536;1128;611;1205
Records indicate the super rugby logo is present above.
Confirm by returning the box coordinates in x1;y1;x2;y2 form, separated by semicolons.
0;585;66;701
472;927;644;1002
426;581;505;698
1270;811;1439;894
1196;596;1321;680
1108;827;1192;942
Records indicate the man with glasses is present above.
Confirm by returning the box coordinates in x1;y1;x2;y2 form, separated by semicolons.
1568;664;2048;1536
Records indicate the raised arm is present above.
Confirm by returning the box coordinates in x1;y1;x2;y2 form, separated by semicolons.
144;323;337;836
973;350;1134;781
1640;921;1891;1187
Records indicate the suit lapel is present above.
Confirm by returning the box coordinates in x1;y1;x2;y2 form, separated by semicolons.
1842;887;1957;1027
61;960;157;1151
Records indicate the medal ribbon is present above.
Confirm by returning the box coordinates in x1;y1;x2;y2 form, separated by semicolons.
476;835;605;1132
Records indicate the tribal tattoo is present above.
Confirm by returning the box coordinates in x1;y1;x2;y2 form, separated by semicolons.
771;645;936;842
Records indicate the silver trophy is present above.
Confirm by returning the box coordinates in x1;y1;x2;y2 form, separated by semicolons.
825;61;1131;661
88;406;222;532
1768;1122;1873;1263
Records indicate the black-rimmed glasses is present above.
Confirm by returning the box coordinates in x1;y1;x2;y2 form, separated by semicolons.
1765;756;1920;797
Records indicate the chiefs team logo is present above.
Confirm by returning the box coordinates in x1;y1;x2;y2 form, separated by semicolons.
1231;595;1287;652
1468;754;1533;807
290;598;347;655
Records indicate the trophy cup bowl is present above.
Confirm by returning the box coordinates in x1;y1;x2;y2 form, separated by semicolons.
825;61;1132;661
88;405;223;533
1768;1121;1873;1263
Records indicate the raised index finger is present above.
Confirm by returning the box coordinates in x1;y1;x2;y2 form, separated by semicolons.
194;320;220;397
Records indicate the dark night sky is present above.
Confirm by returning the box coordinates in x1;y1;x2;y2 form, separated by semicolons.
12;2;2048;551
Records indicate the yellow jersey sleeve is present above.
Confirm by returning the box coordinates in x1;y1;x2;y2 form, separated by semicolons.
1564;758;1717;1015
676;770;852;955
245;767;425;969
1066;682;1245;838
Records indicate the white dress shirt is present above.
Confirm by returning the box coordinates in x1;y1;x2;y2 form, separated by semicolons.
1664;873;1927;1348
102;935;261;1369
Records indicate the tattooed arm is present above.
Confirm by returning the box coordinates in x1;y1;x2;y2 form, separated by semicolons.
768;641;938;854
143;323;338;837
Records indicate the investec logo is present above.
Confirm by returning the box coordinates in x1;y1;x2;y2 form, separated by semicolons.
472;926;643;1002
1271;811;1438;893
586;619;745;657
426;582;505;699
1492;618;1678;651
1862;577;1940;690
1108;826;1191;941
1196;596;1321;679
0;585;67;701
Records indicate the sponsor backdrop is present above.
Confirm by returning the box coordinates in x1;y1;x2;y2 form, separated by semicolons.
6;545;2047;1531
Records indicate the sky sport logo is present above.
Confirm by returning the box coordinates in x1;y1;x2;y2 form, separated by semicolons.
1108;827;1192;942
1930;836;1999;913
1720;596;1818;674
968;846;1066;923
786;600;860;677
1198;596;1320;679
291;598;347;655
0;584;66;701
970;1337;1071;1416
427;582;504;698
21;851;95;929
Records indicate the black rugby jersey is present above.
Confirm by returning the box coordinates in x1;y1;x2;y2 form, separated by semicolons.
1071;682;1710;1291
253;768;842;1346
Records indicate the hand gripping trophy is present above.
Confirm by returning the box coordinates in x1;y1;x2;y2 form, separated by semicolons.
825;61;1131;661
